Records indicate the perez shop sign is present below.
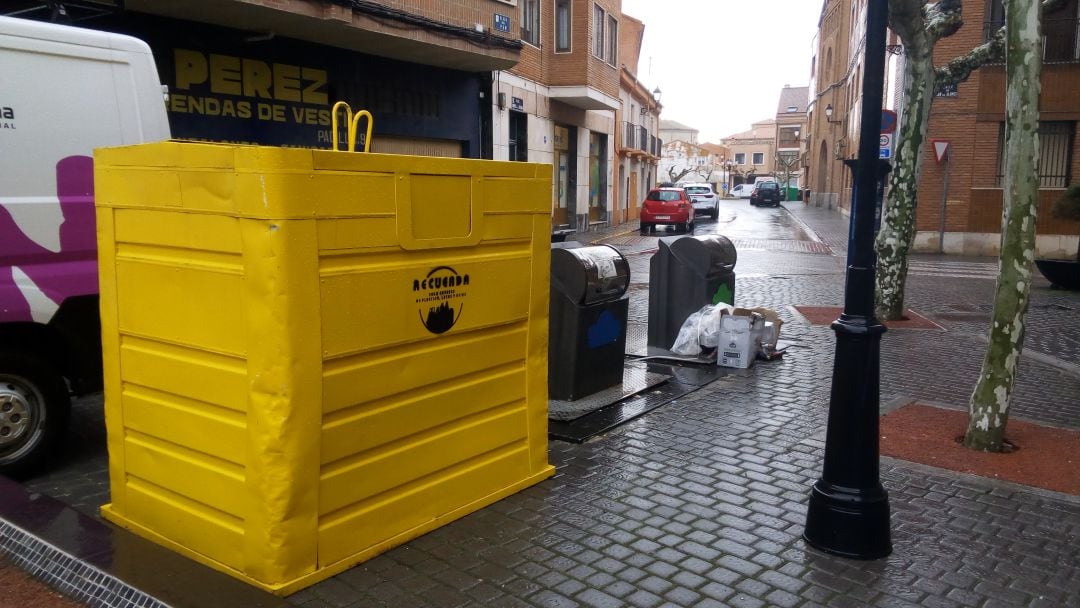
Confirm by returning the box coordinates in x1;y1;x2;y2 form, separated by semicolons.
157;45;461;148
168;49;333;145
129;15;481;151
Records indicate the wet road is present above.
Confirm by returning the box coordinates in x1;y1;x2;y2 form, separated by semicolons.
635;198;815;242
600;199;830;261
688;198;816;242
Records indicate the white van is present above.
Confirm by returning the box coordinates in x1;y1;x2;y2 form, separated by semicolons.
0;16;170;475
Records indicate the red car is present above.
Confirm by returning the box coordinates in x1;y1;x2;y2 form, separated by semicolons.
640;187;695;234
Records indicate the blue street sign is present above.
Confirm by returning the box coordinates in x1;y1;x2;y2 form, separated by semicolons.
494;14;511;33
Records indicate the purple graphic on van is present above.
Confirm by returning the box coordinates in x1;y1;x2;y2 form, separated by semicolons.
0;155;98;323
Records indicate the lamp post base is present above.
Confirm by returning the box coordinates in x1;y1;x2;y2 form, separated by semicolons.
804;479;891;559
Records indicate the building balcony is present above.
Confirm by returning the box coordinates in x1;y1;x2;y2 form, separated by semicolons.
618;121;648;157
549;86;620;111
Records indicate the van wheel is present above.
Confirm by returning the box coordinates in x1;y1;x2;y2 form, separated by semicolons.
0;352;70;478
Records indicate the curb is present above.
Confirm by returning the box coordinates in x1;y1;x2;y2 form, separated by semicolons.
0;517;168;608
0;477;288;608
779;202;825;244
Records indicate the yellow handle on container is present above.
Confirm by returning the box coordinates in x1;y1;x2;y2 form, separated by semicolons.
330;101;374;153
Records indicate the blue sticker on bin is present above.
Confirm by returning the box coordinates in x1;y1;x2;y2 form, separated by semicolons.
587;310;621;348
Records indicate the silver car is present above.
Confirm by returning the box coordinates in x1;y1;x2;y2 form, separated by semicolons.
681;183;719;219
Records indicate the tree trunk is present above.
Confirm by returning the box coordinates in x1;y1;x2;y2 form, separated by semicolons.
965;0;1043;452
874;44;935;320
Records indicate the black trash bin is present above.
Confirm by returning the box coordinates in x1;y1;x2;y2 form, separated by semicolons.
647;234;737;350
549;242;631;401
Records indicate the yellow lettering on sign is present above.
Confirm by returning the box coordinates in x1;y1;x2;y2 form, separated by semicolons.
273;63;302;102
175;49;208;90
169;94;187;113
301;67;328;105
242;58;272;99
172;49;328;103
209;54;242;96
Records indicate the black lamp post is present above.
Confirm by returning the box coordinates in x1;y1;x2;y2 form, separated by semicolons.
803;0;892;559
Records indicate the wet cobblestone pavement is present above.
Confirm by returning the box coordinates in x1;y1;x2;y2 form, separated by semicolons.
16;199;1080;607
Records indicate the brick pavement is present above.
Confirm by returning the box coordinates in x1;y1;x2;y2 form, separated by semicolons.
782;203;851;255
14;203;1080;607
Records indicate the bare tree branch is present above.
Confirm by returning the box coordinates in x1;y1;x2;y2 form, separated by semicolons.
936;27;1005;86
925;0;963;42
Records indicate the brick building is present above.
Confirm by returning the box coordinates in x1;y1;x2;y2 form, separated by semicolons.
805;0;867;210
720;119;778;185
613;13;662;224
774;85;809;195
805;0;1080;258
491;0;627;230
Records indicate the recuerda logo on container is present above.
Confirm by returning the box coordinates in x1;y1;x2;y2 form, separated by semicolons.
413;266;470;334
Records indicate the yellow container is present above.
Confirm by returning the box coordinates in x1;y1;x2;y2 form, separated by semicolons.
94;142;555;595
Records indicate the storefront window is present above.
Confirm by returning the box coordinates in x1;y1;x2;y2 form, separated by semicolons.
589;132;608;222
554;125;570;226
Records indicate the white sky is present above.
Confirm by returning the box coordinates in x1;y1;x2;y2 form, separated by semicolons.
622;0;823;142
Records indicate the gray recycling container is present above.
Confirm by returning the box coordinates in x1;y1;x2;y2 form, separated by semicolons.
549;243;631;400
647;235;737;350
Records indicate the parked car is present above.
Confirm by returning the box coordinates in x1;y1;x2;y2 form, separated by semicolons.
750;181;782;207
681;182;719;219
640;187;695;234
731;184;754;198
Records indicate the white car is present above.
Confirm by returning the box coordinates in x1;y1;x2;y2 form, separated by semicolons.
680;182;719;219
731;184;754;198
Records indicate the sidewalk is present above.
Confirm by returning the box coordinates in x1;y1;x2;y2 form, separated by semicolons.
4;204;1079;608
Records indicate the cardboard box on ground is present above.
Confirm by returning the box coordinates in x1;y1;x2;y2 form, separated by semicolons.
671;305;784;369
718;308;783;369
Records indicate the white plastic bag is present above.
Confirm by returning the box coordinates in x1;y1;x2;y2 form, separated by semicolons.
671;304;734;355
700;304;733;348
671;306;709;355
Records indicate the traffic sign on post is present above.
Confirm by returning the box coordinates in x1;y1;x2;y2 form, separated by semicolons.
880;110;897;134
931;139;951;164
879;134;893;159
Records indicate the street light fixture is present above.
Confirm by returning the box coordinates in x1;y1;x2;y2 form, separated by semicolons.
803;0;892;560
824;104;840;123
652;86;662;103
